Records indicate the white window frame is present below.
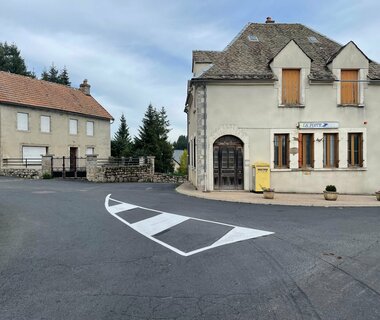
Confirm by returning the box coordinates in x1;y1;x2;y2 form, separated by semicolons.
69;119;78;135
40;115;51;133
86;121;94;136
17;112;29;131
86;147;95;155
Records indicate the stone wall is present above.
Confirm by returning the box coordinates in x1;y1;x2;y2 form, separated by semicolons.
0;168;41;179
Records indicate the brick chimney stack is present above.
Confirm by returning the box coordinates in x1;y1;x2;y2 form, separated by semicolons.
265;17;275;24
79;79;91;95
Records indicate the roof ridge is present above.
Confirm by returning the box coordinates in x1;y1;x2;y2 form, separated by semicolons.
0;70;81;92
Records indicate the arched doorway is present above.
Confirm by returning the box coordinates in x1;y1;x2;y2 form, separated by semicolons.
213;135;244;190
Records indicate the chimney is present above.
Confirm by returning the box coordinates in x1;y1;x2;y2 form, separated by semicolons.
79;79;91;95
265;17;275;24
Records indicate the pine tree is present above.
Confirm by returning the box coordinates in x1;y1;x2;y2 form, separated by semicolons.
41;69;49;81
47;63;59;82
58;66;71;86
173;135;187;150
0;42;34;77
134;104;173;173
111;114;132;157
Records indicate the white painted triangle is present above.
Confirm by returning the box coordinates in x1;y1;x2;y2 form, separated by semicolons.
107;202;137;214
211;227;274;247
131;213;189;236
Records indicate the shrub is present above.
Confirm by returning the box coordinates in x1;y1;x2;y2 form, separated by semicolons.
325;185;336;192
42;172;52;179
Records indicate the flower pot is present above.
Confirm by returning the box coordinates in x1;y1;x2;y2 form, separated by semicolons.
263;190;275;199
376;192;380;201
323;191;338;201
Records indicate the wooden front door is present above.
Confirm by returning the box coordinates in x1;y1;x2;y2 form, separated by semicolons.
213;136;244;190
70;147;78;171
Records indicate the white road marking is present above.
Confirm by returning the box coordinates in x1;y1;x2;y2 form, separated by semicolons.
104;194;274;257
132;213;189;236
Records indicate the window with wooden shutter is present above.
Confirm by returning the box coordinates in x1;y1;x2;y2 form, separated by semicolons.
323;133;339;168
341;70;358;105
282;69;300;105
348;133;363;167
274;134;289;168
298;133;314;168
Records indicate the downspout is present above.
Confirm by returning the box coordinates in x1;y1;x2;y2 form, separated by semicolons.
203;84;207;192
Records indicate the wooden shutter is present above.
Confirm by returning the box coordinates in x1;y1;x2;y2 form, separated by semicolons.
334;134;339;168
282;69;300;105
341;70;358;104
298;133;303;168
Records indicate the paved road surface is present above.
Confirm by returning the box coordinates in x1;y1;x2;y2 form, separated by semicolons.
0;177;379;319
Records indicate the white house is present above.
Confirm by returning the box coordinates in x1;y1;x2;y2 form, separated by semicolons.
185;18;380;194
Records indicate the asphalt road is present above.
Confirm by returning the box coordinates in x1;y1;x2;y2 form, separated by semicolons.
0;177;379;320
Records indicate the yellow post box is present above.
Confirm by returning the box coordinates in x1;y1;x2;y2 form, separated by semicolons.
252;162;270;192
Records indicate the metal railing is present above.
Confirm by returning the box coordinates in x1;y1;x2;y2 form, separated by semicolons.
2;158;42;168
97;157;148;167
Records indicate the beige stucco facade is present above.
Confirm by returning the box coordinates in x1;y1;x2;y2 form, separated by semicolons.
0;104;111;162
187;42;380;194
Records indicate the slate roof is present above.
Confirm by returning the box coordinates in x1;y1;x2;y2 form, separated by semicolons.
0;71;113;120
192;23;380;81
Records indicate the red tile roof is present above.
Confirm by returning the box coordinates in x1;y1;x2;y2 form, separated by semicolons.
0;71;113;120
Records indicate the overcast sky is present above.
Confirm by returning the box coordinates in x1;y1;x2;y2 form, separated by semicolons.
0;0;379;142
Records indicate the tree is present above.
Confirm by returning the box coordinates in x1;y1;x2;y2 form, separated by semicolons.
134;104;173;173
58;66;71;86
173;135;187;150
0;42;34;77
177;149;188;175
111;114;132;157
41;63;71;85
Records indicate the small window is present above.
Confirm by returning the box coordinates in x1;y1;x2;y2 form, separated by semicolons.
341;70;359;105
298;133;314;168
17;112;28;131
248;34;259;42
282;69;300;105
193;138;196;168
40;116;51;133
348;133;363;167
69;119;78;135
274;134;289;168
323;133;339;168
86;121;94;136
307;36;319;43
86;147;94;155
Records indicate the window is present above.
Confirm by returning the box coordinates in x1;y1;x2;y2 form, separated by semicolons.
17;112;28;131
282;69;300;105
298;133;314;168
86;121;94;136
69;119;78;135
86;147;94;155
40;116;51;133
193;138;196;168
341;70;359;105
274;134;289;168
323;133;339;168
348;133;363;167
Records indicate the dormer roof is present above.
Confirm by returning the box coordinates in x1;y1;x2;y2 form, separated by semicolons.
192;23;380;81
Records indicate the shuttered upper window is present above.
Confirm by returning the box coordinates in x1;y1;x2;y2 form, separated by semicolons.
40;116;51;133
17;112;28;131
282;69;300;105
341;70;359;105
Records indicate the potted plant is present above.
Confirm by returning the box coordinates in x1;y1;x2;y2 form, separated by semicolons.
263;187;275;199
324;185;338;201
375;191;380;201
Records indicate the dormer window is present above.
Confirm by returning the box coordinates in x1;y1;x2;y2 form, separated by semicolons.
282;69;300;105
341;70;359;105
307;36;319;43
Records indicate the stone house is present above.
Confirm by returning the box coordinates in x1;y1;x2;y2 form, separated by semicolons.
0;72;113;166
185;18;380;194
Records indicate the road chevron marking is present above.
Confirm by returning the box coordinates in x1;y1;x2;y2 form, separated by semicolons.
104;194;274;257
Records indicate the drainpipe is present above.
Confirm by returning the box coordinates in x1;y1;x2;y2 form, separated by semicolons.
203;84;207;192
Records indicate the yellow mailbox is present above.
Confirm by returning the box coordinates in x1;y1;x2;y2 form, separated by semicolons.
252;162;270;192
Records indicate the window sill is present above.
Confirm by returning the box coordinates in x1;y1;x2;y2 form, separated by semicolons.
337;104;364;108
278;104;305;108
291;167;367;172
271;168;291;172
